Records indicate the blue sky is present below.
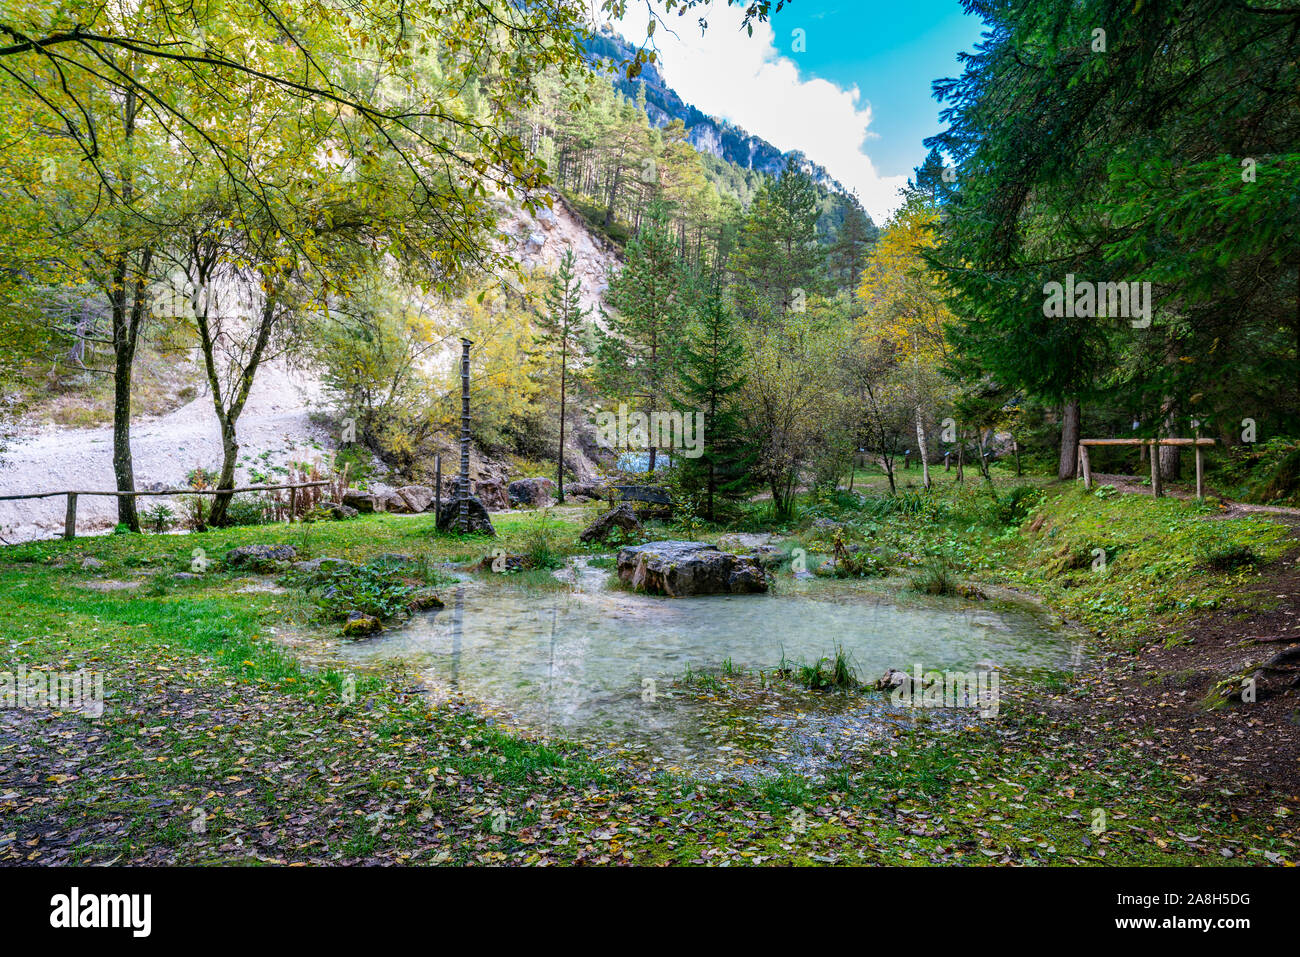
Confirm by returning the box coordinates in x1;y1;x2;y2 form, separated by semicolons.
612;0;987;223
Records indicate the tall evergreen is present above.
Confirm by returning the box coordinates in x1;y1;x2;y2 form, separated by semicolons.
536;247;589;502
828;200;877;292
673;268;753;520
733;155;823;322
596;201;683;472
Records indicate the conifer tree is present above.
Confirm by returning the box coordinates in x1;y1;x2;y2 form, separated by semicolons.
673;268;753;519
596;202;683;472
536;248;590;502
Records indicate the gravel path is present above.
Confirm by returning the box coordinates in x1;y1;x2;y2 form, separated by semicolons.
0;361;332;542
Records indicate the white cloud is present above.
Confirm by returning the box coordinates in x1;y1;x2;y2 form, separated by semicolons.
612;7;907;224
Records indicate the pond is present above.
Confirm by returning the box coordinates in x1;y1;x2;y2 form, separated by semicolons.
326;558;1080;780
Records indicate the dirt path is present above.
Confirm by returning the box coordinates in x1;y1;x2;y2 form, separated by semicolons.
0;361;332;542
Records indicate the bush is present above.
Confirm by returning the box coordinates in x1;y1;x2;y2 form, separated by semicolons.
1196;541;1259;571
223;494;273;527
993;484;1042;526
909;555;960;596
519;511;567;570
141;502;175;533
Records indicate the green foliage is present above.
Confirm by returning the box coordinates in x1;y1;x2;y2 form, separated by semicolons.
141;503;175;534
910;555;960;596
291;556;453;624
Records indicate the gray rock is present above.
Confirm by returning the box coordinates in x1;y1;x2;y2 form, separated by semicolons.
475;478;509;511
225;544;298;568
616;541;768;597
80;557;105;570
508;477;555;507
394;485;435;513
322;501;359;520
342;489;379;513
579;502;643;545
435;496;497;535
291;557;356;575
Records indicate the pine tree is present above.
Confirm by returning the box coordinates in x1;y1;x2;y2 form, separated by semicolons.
828;200;876;291
673;268;753;520
733;155;823;322
596;201;682;473
536;247;589;503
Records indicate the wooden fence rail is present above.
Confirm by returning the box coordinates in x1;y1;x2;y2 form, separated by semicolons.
1077;438;1214;499
0;481;333;540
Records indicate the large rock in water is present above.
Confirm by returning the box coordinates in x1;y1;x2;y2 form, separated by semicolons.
616;541;768;597
508;477;554;507
580;502;643;544
435;495;496;535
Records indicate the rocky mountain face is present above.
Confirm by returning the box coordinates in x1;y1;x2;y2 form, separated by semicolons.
583;26;850;194
496;192;620;315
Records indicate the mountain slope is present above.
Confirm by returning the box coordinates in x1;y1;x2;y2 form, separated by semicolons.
583;26;851;197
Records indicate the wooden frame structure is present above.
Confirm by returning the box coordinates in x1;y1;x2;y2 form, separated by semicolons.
1077;438;1214;499
0;481;332;540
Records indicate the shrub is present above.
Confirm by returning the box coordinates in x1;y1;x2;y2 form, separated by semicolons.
141;502;175;533
1196;541;1259;571
910;555;960;596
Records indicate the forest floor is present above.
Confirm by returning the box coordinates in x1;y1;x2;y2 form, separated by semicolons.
1;472;1297;865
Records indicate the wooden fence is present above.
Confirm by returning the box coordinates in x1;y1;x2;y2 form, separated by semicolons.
0;481;333;540
1077;438;1214;499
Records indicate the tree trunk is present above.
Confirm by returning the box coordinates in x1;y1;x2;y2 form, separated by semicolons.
556;337;567;503
1058;398;1081;479
1158;406;1181;481
111;327;139;531
914;405;931;490
203;293;277;527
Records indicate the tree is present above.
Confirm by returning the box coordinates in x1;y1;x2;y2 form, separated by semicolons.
858;193;955;491
929;0;1300;479
733;156;824;323
672;268;752;520
828;200;877;292
596;202;683;473
536;248;590;502
739;309;840;519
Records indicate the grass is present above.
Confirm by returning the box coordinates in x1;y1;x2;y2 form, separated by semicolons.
0;475;1295;866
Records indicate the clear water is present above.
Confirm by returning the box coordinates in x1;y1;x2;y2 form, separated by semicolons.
329;559;1078;779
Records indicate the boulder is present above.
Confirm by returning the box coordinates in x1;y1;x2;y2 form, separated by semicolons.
342;489;380;513
374;486;408;513
225;544;298;569
567;481;608;500
394;485;435;513
435;496;497;535
291;557;356;576
407;588;445;611
80;557;105;570
342;612;381;638
475;478;510;511
615;541;768;597
508;477;555;507
579;502;643;545
344;485;406;513
322;501;359;520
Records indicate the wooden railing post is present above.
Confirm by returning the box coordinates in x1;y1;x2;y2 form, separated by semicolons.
63;493;77;540
1149;441;1163;498
1194;427;1205;501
